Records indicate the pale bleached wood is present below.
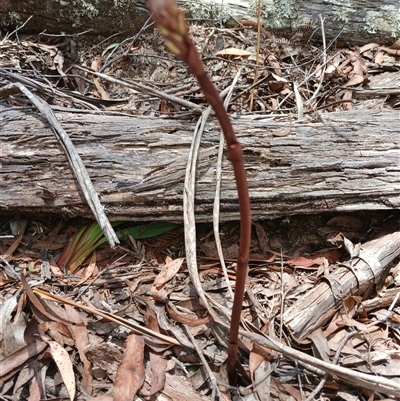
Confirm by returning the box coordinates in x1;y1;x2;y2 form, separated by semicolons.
282;229;400;340
1;105;400;221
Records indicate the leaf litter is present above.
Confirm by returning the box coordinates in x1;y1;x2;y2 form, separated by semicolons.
1;10;400;401
1;213;400;399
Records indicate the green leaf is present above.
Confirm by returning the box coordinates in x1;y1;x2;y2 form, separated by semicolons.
101;43;120;57
118;222;181;239
61;221;181;272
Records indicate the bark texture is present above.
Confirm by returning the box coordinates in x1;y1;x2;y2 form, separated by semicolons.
282;229;400;340
1;105;399;221
0;0;399;45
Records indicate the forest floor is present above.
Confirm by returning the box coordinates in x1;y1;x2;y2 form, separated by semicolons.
1;12;400;401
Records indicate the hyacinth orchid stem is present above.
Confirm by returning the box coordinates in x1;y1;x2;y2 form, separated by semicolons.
147;0;252;384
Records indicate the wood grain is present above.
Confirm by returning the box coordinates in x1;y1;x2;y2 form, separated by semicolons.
1;105;400;221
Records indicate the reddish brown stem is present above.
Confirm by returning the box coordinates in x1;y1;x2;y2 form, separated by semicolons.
196;71;251;384
147;0;252;385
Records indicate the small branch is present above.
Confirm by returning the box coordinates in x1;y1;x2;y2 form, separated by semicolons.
73;65;202;114
184;325;223;400
305;15;327;107
0;75;119;248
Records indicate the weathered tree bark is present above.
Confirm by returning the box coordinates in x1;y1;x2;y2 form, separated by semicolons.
1;105;399;221
0;0;399;45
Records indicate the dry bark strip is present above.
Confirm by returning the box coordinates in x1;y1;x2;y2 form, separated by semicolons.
282;228;400;340
1;105;400;221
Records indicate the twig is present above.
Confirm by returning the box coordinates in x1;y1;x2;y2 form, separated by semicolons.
279;251;285;342
33;288;180;345
184;325;223;400
73;65;202;113
0;67;101;110
248;0;262;112
305;15;327;106
304;329;357;401
1;15;33;43
183;106;221;320
100;16;154;72
38;29;93;37
0;77;119;248
241;328;400;397
275;24;346;112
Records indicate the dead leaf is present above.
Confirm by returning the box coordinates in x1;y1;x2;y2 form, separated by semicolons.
379;46;400;56
390;311;400;323
267;80;285;93
214;47;252;58
91;57;103;72
375;50;384;65
21;272;73;325
148;352;167;396
267;54;283;77
113;334;145;401
0;293;26;357
271;123;291;137
324;296;362;336
166;303;213;327
326;215;364;232
75;250;97;286
93;78;110;100
273;378;303;401
253;222;272;257
269;97;278;109
0;269;13;286
249;350;265;380
86;397;113;401
342;90;353;110
85;342;122;380
0;341;47;382
39;321;74;347
254;360;272;401
309;328;330;362
65;304;93;395
54;51;66;78
389;38;400;49
288;249;343;267
352;58;366;76
27;376;41;401
47;340;76;401
343;74;365;87
152;258;184;290
359;43;380;53
1;235;23;262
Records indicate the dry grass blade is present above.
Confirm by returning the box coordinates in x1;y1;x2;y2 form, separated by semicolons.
241;328;400;397
0;74;119;248
213;78;243;302
33;288;181;346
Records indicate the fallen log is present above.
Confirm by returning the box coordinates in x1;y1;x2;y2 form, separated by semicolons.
1;0;398;45
1;105;400;221
282;229;400;340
